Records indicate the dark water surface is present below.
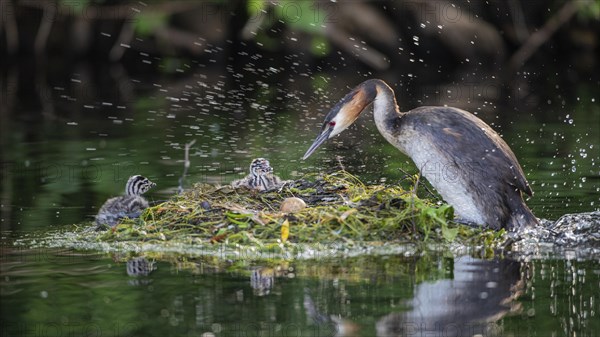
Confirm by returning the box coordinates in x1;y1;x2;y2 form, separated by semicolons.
1;248;599;336
1;55;599;336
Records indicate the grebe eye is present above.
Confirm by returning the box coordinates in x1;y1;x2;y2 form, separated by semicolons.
328;121;336;127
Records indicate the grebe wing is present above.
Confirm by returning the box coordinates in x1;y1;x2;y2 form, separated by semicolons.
405;106;533;196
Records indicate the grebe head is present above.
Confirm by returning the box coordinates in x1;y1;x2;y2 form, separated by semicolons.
126;175;156;196
303;80;378;159
250;158;273;176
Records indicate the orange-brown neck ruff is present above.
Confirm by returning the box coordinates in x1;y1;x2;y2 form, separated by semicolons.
336;86;374;127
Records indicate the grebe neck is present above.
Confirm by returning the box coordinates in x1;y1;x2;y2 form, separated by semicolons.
369;80;402;144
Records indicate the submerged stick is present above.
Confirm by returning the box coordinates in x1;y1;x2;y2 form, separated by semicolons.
335;155;346;172
178;139;196;194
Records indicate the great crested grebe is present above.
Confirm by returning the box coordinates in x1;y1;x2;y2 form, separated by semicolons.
95;175;156;228
231;158;286;191
303;79;538;230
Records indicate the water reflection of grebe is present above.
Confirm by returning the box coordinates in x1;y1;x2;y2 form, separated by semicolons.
126;257;155;286
126;257;155;277
303;79;538;230
250;267;275;296
303;256;524;337
376;256;523;337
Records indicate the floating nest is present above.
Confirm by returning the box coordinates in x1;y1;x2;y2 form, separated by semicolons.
96;171;505;250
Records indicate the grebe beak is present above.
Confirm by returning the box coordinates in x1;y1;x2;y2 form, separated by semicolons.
302;84;376;160
302;126;333;160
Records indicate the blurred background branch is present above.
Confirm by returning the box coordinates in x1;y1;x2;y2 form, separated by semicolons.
1;0;598;79
508;0;582;73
